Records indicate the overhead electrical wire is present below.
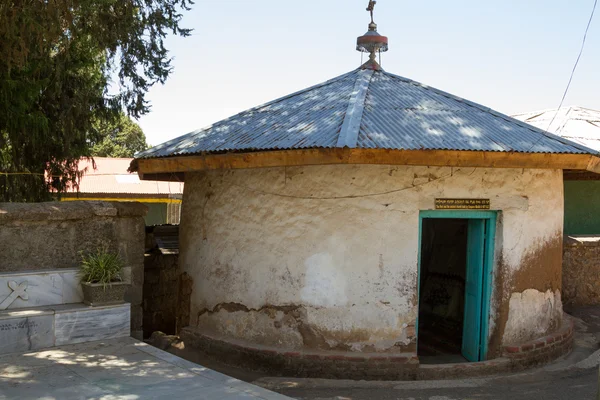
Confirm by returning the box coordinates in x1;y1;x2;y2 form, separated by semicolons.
523;0;598;153
545;0;597;132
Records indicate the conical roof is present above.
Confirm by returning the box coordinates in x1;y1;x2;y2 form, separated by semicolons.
135;68;595;160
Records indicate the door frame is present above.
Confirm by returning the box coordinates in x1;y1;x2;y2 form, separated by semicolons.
417;210;497;361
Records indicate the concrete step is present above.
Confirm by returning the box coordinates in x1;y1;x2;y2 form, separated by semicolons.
0;302;130;355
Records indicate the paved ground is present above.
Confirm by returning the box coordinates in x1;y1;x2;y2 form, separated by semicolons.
256;308;600;399
264;367;599;399
165;307;600;400
11;308;596;400
255;307;600;400
0;337;291;400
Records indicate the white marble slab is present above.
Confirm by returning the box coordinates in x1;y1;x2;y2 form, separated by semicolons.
60;271;84;304
0;273;63;309
55;303;130;346
0;314;54;354
0;268;132;309
0;308;54;320
0;268;77;278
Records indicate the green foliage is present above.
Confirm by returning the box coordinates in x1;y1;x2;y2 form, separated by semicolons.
91;113;148;158
79;245;124;287
0;0;192;202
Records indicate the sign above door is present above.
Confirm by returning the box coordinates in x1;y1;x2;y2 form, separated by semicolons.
435;199;491;210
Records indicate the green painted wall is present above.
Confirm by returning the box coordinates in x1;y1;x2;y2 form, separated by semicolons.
564;181;600;235
144;203;168;226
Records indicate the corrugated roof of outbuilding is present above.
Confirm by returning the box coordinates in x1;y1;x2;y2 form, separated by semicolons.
513;106;600;152
135;69;596;160
66;158;183;195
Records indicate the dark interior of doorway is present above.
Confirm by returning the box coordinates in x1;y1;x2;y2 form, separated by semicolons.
418;218;468;364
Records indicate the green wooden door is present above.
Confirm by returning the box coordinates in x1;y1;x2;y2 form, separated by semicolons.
462;219;486;362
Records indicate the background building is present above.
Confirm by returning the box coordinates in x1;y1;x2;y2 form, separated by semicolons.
514;106;600;235
62;157;183;226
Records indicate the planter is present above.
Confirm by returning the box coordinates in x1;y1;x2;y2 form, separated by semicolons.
82;281;129;306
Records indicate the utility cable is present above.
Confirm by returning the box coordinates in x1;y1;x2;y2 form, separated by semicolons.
526;0;597;152
546;0;597;131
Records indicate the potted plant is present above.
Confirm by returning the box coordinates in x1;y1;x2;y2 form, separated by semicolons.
79;246;129;306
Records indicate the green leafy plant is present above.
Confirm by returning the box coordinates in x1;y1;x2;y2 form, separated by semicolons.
79;246;124;288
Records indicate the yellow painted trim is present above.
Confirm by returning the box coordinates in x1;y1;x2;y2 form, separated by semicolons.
61;197;182;204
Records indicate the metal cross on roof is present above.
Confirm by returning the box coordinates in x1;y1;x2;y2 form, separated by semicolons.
366;1;376;23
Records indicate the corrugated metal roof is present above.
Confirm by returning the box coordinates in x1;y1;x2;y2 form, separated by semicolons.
135;69;596;160
513;106;600;152
66;158;184;195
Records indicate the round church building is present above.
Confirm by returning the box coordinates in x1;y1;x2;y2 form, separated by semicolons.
133;6;598;379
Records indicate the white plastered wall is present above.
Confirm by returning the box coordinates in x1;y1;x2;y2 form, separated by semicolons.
180;164;564;353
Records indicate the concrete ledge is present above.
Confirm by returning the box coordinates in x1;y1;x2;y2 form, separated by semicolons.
564;235;600;247
0;201;147;224
0;303;130;355
0;267;132;282
503;313;574;369
180;327;419;380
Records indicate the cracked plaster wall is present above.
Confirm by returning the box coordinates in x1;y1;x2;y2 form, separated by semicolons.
179;164;564;355
503;289;563;345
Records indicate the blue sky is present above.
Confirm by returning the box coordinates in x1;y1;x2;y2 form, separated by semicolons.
137;0;600;146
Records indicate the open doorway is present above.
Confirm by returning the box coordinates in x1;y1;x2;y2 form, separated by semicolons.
418;218;468;363
417;211;496;364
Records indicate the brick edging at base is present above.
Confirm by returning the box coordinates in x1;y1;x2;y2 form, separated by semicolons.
503;313;574;369
180;328;419;380
179;313;575;381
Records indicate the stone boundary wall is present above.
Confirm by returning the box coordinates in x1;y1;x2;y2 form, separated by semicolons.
563;236;600;306
504;314;574;367
0;201;147;338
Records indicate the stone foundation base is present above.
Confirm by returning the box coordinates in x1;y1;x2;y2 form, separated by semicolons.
504;313;574;369
180;314;575;381
180;328;419;380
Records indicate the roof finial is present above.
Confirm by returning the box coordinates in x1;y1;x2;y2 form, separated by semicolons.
367;0;376;24
357;1;388;70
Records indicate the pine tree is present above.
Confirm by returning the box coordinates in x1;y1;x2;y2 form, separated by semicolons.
90;113;148;158
0;0;192;201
